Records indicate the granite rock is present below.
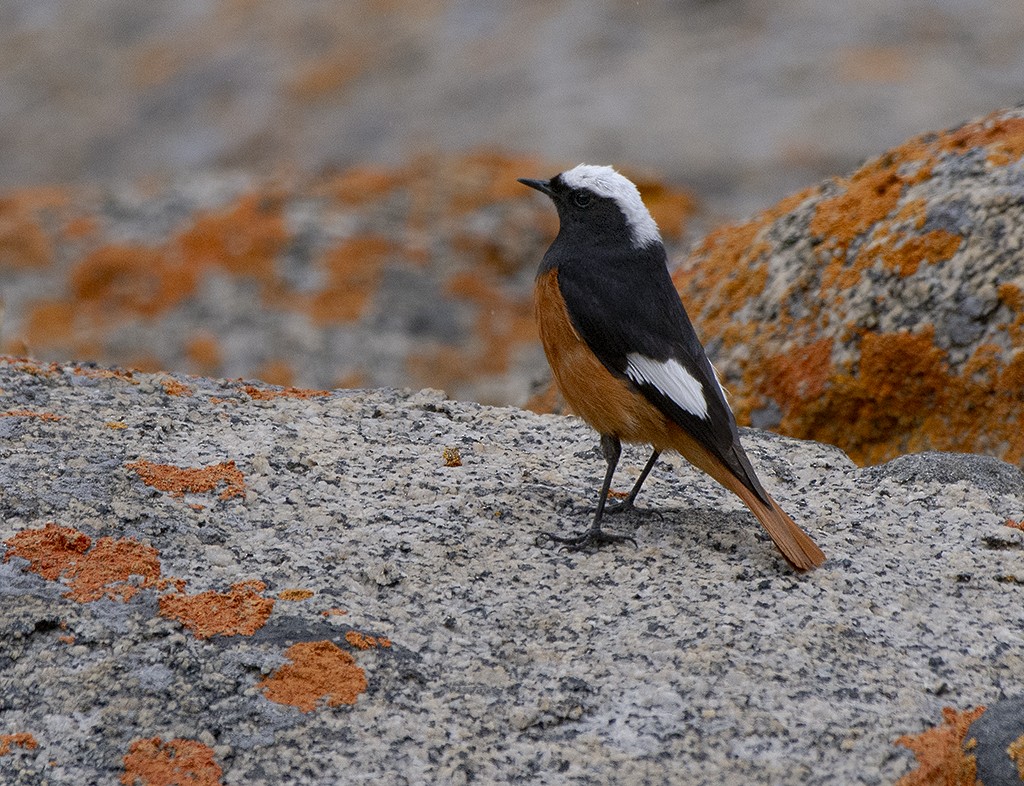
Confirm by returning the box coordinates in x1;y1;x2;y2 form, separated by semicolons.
1;357;1021;784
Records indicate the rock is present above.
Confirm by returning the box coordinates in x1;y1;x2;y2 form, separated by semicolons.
0;153;695;407
1;357;1022;784
970;696;1024;785
675;106;1024;466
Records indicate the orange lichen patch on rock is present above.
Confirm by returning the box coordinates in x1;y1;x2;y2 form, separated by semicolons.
937;114;1024;167
810;157;915;255
175;192;289;283
446;270;536;374
873;230;962;277
1009;734;1024;779
121;737;223;786
345;630;392;650
125;459;246;501
278;588;314;601
3;523;162;602
0;409;63;421
322;607;348;617
254;359;294;388
308;234;392;324
287;51;367;101
158;580;274;639
70;244;187;318
321;163;410;207
3;523;92;581
22;299;78;350
63;536;162;603
776;329;950;465
1006;519;1024;532
72;365;139;384
241;384;330;401
894;705;986;786
185;332;222;375
0;193;55;269
754;337;835;414
258;640;368;711
0;733;38;756
160;378;193;397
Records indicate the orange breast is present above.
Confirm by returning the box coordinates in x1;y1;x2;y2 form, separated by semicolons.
534;268;672;446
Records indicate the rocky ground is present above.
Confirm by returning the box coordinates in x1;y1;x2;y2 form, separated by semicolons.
1;359;1022;784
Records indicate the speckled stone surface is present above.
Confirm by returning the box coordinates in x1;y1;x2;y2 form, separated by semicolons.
1;359;1022;784
675;106;1024;466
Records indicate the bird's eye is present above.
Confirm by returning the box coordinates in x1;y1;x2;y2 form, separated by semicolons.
572;190;593;208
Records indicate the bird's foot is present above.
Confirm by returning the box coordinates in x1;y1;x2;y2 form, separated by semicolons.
602;497;641;516
538;527;637;551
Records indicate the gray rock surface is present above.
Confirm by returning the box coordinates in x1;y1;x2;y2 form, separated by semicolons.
1;358;1022;784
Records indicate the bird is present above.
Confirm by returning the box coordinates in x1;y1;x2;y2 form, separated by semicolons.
518;164;825;571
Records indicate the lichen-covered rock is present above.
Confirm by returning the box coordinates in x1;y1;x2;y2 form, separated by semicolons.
0;153;694;407
675;106;1024;466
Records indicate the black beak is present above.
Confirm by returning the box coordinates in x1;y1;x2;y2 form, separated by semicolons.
517;177;555;197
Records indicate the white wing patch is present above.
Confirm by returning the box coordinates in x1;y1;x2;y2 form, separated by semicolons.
625;353;708;420
560;164;661;249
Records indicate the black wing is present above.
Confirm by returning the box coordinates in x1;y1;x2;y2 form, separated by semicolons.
556;242;771;503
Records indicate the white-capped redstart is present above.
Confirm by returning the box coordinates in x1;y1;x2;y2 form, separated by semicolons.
519;164;825;571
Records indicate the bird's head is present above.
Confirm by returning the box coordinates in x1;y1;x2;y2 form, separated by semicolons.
518;164;661;250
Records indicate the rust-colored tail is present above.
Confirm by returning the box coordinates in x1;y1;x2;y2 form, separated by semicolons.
728;480;826;571
665;425;826;570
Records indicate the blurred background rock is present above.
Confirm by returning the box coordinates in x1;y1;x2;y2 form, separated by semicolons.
2;0;1023;416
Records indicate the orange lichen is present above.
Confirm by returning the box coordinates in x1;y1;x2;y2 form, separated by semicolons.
23;299;77;349
287;52;367;101
937;115;1024;166
308;234;392;324
73;366;139;384
241;384;330;401
160;378;193;397
3;524;161;602
121;737;223;786
345;630;392;650
159;580;274;639
70;244;178;317
63;536;162;603
125;459;246;501
184;333;222;375
772;329;952;465
175;193;288;283
278;588;314;601
0;409;63;421
254;359;294;388
810;159;910;254
872;230;963;277
3;523;92;581
0;194;54;269
1009;734;1024;779
895;705;986;786
442;446;462;467
631;175;696;242
1007;519;1024;532
755;337;835;412
0;733;38;756
674;186;819;340
258;640;368;711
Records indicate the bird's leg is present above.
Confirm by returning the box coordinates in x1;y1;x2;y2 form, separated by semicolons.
544;434;637;550
604;448;660;515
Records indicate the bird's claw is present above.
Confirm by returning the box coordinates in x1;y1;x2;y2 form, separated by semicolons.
538;528;638;551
